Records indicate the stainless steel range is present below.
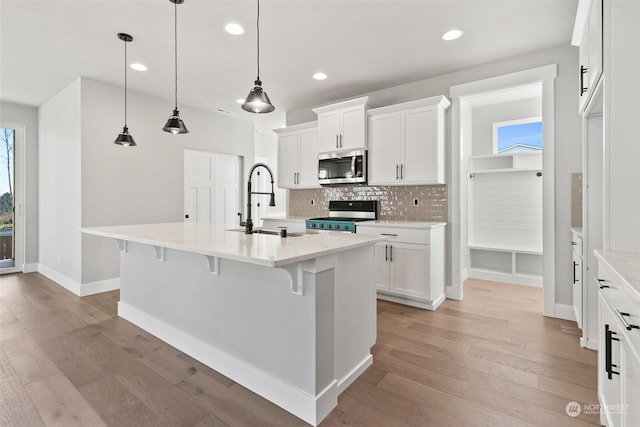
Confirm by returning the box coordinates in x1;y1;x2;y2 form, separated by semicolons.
305;201;377;232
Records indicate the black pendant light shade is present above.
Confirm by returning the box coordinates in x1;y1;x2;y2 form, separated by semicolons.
163;0;189;134
242;79;275;113
242;0;275;114
114;33;137;146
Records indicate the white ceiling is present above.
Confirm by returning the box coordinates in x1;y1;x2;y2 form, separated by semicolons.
0;0;577;130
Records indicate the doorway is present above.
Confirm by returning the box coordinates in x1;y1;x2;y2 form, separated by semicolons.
449;64;557;317
184;149;242;228
0;121;24;274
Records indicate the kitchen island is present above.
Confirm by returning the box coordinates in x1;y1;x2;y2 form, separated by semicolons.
81;222;379;426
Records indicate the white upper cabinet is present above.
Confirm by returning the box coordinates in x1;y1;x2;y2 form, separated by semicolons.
368;96;450;186
573;0;603;113
313;97;369;152
275;122;319;189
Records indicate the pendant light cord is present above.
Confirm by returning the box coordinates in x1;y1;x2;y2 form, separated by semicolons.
174;0;178;109
124;39;128;127
256;0;260;81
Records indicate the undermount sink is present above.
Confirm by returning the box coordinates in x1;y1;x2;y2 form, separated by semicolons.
226;228;305;237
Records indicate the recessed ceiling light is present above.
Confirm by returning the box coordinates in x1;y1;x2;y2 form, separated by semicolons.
225;23;245;35
130;63;148;71
236;98;245;104
313;72;327;81
441;29;464;41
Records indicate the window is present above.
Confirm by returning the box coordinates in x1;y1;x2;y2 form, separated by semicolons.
493;117;542;154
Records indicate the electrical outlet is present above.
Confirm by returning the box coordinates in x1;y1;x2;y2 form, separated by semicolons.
413;198;420;206
310;199;315;206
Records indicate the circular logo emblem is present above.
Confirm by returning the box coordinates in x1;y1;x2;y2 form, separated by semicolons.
565;401;582;417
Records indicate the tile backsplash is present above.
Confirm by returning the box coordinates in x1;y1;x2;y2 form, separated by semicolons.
288;185;448;222
571;172;582;228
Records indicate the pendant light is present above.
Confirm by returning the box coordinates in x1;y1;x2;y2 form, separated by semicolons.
114;33;137;146
163;0;189;134
241;0;275;114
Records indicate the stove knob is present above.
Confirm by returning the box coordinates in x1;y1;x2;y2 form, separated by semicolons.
320;224;324;229
342;224;348;230
312;223;317;228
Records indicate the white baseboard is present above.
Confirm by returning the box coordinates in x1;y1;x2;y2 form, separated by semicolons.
336;355;372;395
81;278;120;296
37;263;81;295
377;292;446;311
468;268;543;287
580;337;598;351
23;263;38;273
118;301;336;426
554;303;576;321
36;264;120;297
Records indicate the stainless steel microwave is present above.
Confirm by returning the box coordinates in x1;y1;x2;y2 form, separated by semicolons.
318;149;367;185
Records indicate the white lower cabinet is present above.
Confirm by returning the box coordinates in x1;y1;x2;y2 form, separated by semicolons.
359;223;446;310
596;251;640;426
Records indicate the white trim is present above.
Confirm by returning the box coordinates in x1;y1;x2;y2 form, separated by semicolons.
449;64;557;318
118;301;337;426
36;263;120;296
554;303;576;321
468;269;542;288
492;116;543;154
376;293;447;310
81;278;120;296
449;64;557;98
580;337;599;351
336;355;372;395
571;0;591;46
37;263;81;295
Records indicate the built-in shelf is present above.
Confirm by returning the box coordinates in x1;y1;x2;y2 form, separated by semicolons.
468;244;543;287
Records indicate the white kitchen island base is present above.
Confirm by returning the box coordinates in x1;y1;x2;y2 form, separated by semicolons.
83;223;378;426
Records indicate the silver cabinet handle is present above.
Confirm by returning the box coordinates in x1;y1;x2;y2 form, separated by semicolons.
400;164;404;179
296;172;300;184
339;134;343;148
389;245;393;262
336;134;339;148
385;244;388;262
615;309;640;331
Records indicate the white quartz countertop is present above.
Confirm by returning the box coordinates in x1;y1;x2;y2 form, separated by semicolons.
357;221;447;229
82;222;381;268
595;250;640;298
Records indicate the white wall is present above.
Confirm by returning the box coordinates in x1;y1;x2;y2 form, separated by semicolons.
38;79;82;283
0;101;39;266
285;44;581;306
255;128;286;220
79;77;255;284
471;97;542;156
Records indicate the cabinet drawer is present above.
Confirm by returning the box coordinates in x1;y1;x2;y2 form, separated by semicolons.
357;226;429;245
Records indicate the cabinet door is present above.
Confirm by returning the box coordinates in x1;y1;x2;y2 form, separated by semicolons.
368;112;400;185
374;242;391;291
277;132;298;188
297;128;319;187
341;105;366;150
317;111;340;152
390;243;429;300
599;293;622;427
402;106;442;184
621;337;640;427
587;0;603;92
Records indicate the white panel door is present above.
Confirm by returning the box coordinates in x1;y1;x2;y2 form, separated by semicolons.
277;132;298;188
297;128;319;187
368;112;400;185
214;152;241;228
184;150;214;223
341;105;366;150
402;106;438;183
184;149;240;227
390;243;429;300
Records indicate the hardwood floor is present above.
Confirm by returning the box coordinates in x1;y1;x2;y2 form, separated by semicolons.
0;273;599;426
